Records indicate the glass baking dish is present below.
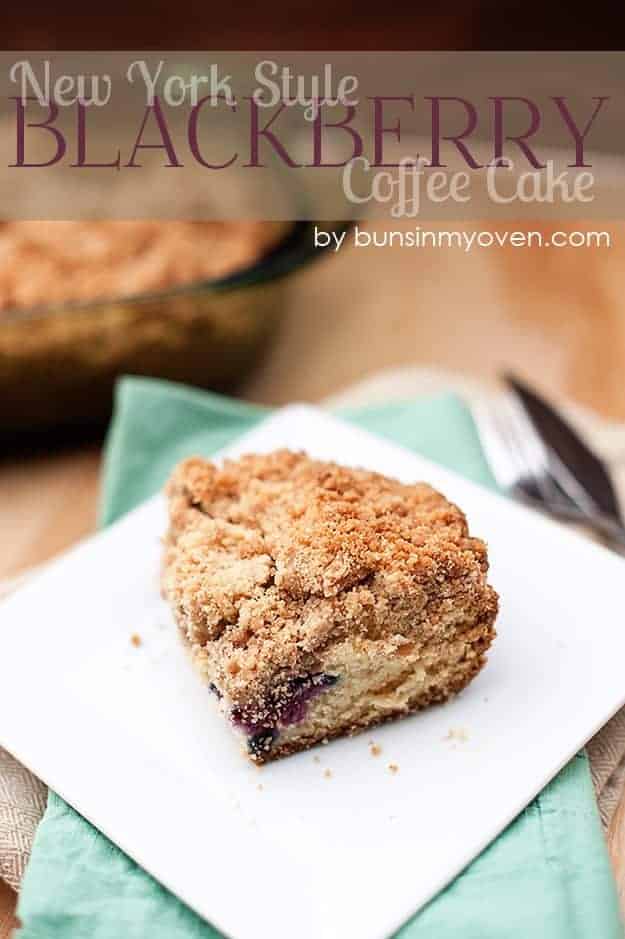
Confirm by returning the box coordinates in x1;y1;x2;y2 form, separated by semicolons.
0;221;343;435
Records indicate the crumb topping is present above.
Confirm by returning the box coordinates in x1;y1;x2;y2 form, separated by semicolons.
0;221;284;312
163;450;496;710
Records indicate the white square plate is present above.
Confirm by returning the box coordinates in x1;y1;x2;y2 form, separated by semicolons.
2;405;624;939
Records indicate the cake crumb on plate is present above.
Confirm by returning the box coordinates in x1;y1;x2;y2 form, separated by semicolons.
388;763;399;774
130;634;142;648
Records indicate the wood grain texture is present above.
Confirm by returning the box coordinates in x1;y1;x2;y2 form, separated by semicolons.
245;221;625;418
1;221;624;927
0;880;18;939
0;446;100;581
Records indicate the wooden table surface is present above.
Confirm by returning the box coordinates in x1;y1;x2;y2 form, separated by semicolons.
2;219;625;932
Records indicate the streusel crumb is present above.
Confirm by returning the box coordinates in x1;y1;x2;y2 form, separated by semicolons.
162;450;498;763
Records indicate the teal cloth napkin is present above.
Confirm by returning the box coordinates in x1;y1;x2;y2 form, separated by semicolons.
17;377;622;939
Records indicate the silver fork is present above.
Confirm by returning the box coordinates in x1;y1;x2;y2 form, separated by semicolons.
472;393;625;554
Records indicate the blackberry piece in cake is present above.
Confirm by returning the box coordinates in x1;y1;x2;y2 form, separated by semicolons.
162;450;498;763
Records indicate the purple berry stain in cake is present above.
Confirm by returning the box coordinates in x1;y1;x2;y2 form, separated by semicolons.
248;728;279;759
230;672;339;756
279;673;338;724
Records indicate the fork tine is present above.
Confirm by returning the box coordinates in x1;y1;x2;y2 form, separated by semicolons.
472;393;578;511
499;393;576;508
471;398;520;492
473;392;625;550
504;390;600;517
500;395;551;491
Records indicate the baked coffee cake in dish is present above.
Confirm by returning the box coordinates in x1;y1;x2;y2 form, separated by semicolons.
162;450;498;763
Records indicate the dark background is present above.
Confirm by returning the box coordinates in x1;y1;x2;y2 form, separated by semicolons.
2;2;624;51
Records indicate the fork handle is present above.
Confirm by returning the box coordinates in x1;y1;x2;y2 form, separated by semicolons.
511;487;625;556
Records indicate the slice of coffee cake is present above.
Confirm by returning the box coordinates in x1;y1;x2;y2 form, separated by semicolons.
162;450;498;763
